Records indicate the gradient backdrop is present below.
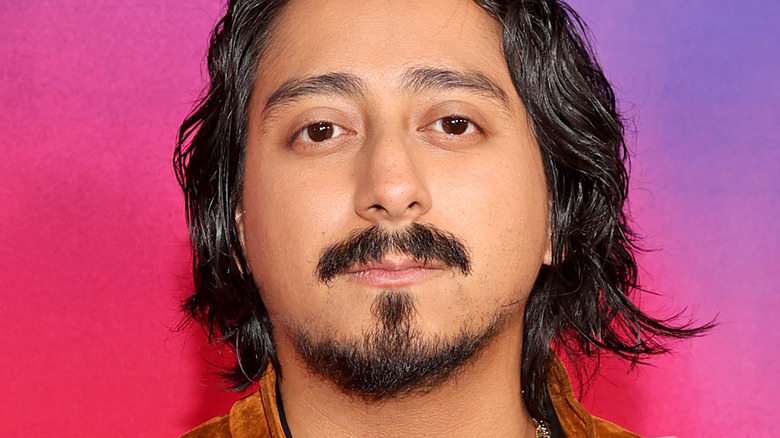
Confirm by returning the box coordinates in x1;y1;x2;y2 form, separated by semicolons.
1;1;777;436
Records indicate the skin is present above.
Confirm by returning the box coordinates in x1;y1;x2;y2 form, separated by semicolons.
239;0;552;436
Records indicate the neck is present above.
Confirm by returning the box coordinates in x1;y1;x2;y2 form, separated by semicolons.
276;327;536;438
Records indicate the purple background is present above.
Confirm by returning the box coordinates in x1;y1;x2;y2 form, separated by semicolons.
1;1;777;436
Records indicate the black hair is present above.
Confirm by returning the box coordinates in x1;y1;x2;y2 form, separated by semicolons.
174;0;712;422
471;0;713;421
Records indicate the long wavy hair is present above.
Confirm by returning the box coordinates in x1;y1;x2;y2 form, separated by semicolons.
174;0;711;422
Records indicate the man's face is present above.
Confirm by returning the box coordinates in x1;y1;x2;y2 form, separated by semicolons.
241;0;551;394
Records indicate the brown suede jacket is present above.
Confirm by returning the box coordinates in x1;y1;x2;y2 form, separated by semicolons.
179;359;640;437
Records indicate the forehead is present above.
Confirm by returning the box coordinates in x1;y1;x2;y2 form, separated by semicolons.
256;0;512;97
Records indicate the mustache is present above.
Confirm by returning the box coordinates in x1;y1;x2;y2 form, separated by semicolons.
316;223;472;283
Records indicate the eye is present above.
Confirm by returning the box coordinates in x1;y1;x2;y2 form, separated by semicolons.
430;116;479;136
297;122;348;143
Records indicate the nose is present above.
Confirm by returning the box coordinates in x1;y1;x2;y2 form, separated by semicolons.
354;131;432;226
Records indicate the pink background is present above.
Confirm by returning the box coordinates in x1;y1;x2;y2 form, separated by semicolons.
1;1;777;436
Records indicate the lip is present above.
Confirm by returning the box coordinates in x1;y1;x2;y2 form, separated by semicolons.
345;257;445;287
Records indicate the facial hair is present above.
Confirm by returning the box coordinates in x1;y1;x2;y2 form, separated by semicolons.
290;290;517;400
288;224;516;400
316;223;471;284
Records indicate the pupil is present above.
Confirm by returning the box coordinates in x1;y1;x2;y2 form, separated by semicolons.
443;117;468;135
308;123;333;142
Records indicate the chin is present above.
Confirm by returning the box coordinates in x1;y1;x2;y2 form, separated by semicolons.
286;289;520;400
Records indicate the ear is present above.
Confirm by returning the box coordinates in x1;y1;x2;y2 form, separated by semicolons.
234;204;247;269
542;227;553;266
542;199;553;266
235;204;246;247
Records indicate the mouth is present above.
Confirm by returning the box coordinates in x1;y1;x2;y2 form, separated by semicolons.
344;256;446;287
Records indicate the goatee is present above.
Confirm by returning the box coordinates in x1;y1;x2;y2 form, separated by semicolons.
289;223;513;400
290;290;515;400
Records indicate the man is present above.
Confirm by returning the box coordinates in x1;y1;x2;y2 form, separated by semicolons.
174;0;709;436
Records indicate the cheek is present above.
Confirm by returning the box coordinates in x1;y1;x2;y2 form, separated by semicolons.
241;157;382;334
437;147;549;296
240;150;352;301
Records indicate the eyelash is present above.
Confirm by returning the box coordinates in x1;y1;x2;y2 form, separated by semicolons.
290;114;484;146
291;121;349;144
425;115;484;136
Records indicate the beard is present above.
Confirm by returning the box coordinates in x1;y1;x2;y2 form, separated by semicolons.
289;290;517;401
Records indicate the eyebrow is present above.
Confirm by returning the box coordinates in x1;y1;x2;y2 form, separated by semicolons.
261;72;365;119
260;66;513;119
399;66;511;110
